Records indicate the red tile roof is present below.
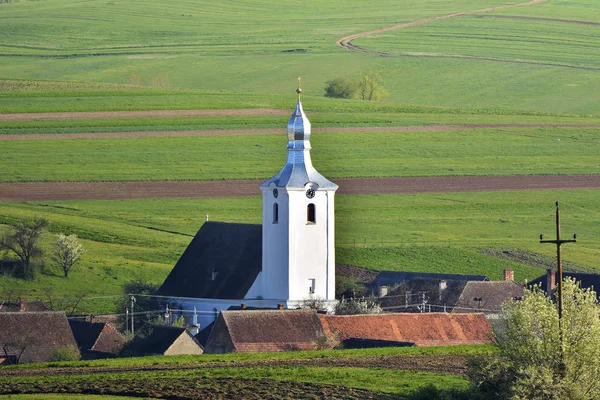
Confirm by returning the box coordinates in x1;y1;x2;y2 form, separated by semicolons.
319;313;493;347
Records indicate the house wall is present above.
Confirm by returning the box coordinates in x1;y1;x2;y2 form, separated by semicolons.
164;332;203;356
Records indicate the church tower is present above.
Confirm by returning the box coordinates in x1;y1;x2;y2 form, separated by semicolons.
246;86;338;305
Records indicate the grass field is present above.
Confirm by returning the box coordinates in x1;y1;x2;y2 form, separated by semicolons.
0;127;598;182
0;0;598;114
1;190;597;313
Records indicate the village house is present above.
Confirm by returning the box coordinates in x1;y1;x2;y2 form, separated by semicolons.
204;309;325;354
0;311;79;364
123;325;203;357
68;319;126;359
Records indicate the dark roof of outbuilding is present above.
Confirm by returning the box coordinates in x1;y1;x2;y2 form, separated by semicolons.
453;281;524;314
127;326;188;355
0;298;48;313
68;320;125;354
208;310;325;352
0;311;79;363
370;271;487;289
69;320;105;350
528;271;600;294
158;221;262;299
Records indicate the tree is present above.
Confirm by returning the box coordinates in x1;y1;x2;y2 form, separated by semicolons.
0;218;48;280
469;279;600;400
334;296;382;315
53;234;85;278
356;71;389;101
324;78;356;99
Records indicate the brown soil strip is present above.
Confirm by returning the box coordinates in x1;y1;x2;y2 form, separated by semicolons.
2;124;600;141
0;354;470;378
0;108;289;121
0;377;398;400
470;14;600;26
1;175;598;201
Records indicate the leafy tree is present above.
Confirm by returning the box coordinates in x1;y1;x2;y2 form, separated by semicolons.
335;276;367;299
53;234;85;278
334;296;382;315
356;71;389;101
324;78;356;99
469;279;600;400
0;218;48;280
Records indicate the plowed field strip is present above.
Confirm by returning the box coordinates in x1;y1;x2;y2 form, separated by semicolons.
0;108;288;121
0;354;470;378
1;175;598;201
2;124;600;140
470;14;600;26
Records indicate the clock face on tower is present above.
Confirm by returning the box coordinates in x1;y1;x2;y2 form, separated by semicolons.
306;188;315;199
273;188;278;198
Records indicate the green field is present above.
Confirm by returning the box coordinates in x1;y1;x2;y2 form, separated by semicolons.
0;0;599;113
1;127;599;182
1;190;597;313
0;0;599;315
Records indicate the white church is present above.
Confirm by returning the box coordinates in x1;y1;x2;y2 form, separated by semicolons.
158;87;338;328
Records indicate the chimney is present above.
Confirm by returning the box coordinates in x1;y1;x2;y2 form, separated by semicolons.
439;280;447;301
241;303;247;310
378;285;388;298
546;268;556;292
18;297;25;312
504;269;514;281
277;304;284;310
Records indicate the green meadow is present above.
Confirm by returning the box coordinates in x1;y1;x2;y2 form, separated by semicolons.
0;0;599;113
1;127;599;182
1;190;598;313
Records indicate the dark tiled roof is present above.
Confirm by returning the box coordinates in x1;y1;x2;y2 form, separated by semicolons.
370;271;487;290
158;222;262;299
68;320;125;354
194;321;215;347
453;281;524;314
319;313;493;347
127;326;188;355
0;299;48;312
0;312;79;363
379;279;468;313
205;310;325;353
528;271;600;294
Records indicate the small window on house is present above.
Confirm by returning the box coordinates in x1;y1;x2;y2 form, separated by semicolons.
307;203;316;224
273;203;278;224
308;278;316;295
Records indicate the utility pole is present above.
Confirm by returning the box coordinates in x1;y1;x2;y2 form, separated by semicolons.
540;200;576;321
130;295;136;336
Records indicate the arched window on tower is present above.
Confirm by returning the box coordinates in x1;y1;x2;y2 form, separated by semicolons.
273;203;279;224
307;203;316;224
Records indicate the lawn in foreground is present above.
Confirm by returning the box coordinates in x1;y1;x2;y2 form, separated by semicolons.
0;189;597;313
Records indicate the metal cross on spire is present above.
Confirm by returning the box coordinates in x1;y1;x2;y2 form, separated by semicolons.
296;77;302;101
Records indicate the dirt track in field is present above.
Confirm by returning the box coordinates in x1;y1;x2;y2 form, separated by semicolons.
334;0;600;71
0;108;288;121
2;123;600;140
336;0;549;50
1;175;598;201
